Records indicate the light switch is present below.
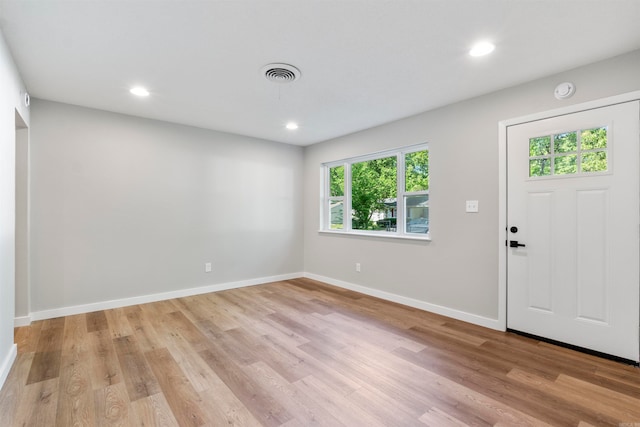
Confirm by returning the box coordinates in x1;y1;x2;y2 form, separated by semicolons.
466;200;479;213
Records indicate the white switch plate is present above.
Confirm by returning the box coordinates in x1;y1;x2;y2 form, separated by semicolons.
355;263;361;272
205;262;212;272
466;200;479;213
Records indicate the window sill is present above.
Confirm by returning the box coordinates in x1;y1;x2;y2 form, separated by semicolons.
318;229;431;241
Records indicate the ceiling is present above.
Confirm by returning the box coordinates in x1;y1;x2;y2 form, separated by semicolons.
1;1;639;146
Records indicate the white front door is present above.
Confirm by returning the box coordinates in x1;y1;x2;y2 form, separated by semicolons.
507;101;640;362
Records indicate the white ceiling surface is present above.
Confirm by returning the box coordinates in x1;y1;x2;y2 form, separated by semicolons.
1;1;640;146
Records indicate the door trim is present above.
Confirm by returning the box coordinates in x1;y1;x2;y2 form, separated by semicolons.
498;90;640;331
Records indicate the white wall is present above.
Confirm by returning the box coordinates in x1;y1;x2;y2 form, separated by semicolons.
0;30;29;390
303;50;640;326
15;125;28;321
28;100;303;316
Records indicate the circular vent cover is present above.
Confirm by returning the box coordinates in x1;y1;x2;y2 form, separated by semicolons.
262;63;301;83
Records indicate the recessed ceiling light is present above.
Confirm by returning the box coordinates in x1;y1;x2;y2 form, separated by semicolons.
469;41;495;57
130;86;150;97
286;122;299;130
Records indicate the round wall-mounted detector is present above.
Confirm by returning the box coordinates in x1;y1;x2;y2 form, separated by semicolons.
23;92;30;107
554;82;575;100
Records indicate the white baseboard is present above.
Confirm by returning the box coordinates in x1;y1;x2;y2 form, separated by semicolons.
14;271;501;332
21;272;303;324
304;272;502;331
0;344;17;392
14;316;31;328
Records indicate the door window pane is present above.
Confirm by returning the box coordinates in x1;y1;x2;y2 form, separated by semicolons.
554;132;577;153
582;151;607;173
555;155;577;175
530;158;551;177
529;136;551;156
581;127;607;150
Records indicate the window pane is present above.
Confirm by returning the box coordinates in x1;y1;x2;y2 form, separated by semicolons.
405;150;429;192
529;136;551;156
554;131;577;153
581;127;607;150
405;195;429;234
582;151;607;173
351;156;397;230
376;217;396;231
529;158;551;177
329;200;343;229
329;165;344;197
555;155;577;175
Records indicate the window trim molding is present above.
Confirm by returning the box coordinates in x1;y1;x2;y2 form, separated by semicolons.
318;229;431;241
320;143;430;241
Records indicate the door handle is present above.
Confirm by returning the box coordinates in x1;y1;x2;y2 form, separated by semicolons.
509;240;526;248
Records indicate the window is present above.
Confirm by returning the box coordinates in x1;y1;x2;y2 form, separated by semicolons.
529;126;608;177
328;165;344;229
322;144;429;239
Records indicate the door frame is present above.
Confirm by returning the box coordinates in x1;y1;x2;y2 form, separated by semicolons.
497;90;640;331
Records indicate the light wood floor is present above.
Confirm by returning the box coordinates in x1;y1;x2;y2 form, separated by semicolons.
1;278;639;426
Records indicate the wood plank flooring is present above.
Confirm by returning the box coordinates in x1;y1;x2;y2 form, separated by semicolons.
1;278;640;426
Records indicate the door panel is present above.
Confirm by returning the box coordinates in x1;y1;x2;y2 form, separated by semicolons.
526;192;553;312
507;101;639;362
576;189;608;323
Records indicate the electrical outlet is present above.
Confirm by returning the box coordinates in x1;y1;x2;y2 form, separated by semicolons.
356;263;361;272
205;262;212;273
466;200;479;213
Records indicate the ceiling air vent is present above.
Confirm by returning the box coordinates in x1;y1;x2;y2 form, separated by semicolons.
262;63;301;83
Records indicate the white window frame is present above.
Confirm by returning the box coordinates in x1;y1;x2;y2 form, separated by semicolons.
320;143;429;240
